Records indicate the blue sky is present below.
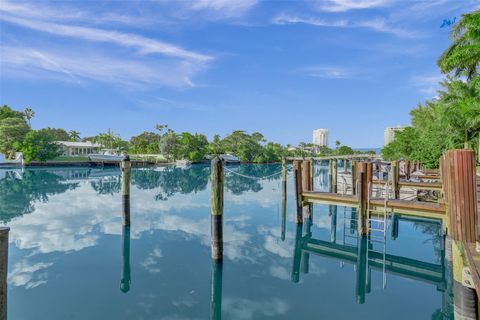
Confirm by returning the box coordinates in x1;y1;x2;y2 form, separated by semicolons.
0;0;477;147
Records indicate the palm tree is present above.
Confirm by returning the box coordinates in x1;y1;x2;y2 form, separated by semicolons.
335;140;341;148
24;108;35;127
69;130;81;142
439;77;480;148
438;10;480;79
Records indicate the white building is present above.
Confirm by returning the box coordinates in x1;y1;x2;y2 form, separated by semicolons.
383;126;405;146
313;129;329;147
57;141;101;157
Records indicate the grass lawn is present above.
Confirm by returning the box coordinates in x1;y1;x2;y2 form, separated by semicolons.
51;156;90;162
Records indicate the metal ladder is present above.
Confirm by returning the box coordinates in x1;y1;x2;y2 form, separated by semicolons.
366;181;390;289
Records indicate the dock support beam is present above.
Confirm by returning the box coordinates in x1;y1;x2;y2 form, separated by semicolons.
391;161;399;199
329;159;338;193
293;160;303;224
121;156;131;226
211;157;224;261
281;158;287;201
351;160;357;195
356;162;370;235
356;236;368;304
291;224;303;283
0;227;9;320
441;149;478;242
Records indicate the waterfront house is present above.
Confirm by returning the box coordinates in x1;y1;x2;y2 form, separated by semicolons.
57;141;101;157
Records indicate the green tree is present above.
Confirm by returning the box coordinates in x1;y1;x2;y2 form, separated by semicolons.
68;130;81;142
129;131;160;154
335;140;341;148
0;105;25;120
0;117;30;158
337;145;354;155
208;134;225;156
159;129;180;161
18;129;61;163
24;107;35;127
438;77;480;148
178;132;209;162
438;10;480;79
44;127;70;141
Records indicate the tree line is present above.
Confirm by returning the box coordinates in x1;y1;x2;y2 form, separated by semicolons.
0;105;371;164
382;9;480;168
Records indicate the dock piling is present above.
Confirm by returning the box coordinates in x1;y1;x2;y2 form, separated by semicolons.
391;161;399;199
120;226;131;293
211;157;224;261
293;160;303;224
121;156;131;226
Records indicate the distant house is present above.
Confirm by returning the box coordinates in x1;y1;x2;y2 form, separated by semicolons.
57;141;101;157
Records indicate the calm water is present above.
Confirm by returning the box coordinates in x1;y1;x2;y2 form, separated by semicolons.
0;164;452;319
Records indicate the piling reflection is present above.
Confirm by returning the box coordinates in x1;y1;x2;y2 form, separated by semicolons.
210;261;223;320
120;226;131;293
290;208;450;313
0;227;9;320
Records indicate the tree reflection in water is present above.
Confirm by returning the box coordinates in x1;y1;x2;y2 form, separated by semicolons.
0;169;79;223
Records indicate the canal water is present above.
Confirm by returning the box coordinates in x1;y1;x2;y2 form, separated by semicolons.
0;164;451;319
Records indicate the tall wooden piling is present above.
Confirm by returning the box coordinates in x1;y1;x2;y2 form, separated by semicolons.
293;160;303;224
121;156;131;226
281;158;287;201
391;161;399;199
356;162;370;235
302;160;312;192
405;160;411;180
441;149;478;242
0;227;9;320
356;236;368;304
351;160;357;195
310;158;314;191
291;224;303;283
329;159;338;193
211;157;224;261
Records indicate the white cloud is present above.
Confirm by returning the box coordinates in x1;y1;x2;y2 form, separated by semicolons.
304;66;355;79
272;13;418;38
410;74;443;96
8;260;53;289
223;297;289;320
0;46;205;88
0;15;211;62
313;0;393;12
190;0;258;18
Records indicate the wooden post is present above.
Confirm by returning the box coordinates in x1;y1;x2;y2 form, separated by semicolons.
391;161;399;199
405;160;411;181
302;160;311;192
281;158;287;201
121;156;131;227
0;227;9;320
211;157;224;261
330;159;338;193
442;150;478;242
120;226;131;293
343;159;348;174
210;261;223;320
293;160;303;224
310;158;314;191
356;162;368;235
351;160;357;195
301;215;312;274
329;205;337;243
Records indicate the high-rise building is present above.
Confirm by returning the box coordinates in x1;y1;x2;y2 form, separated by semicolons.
313;129;329;147
384;126;405;146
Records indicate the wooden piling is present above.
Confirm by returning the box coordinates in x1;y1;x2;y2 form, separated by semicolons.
356;162;368;235
441;149;478;242
351;160;357;195
121;156;131;227
281;158;287;201
391;161;399;199
0;227;9;320
302;160;312;192
310;158;314;191
405;160;411;181
291;224;303;283
293;160;303;224
330;159;338;193
356;236;368;304
211;157;224;261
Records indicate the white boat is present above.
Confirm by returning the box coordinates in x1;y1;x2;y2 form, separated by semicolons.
0;152;24;167
88;149;126;162
176;159;192;168
220;154;240;164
